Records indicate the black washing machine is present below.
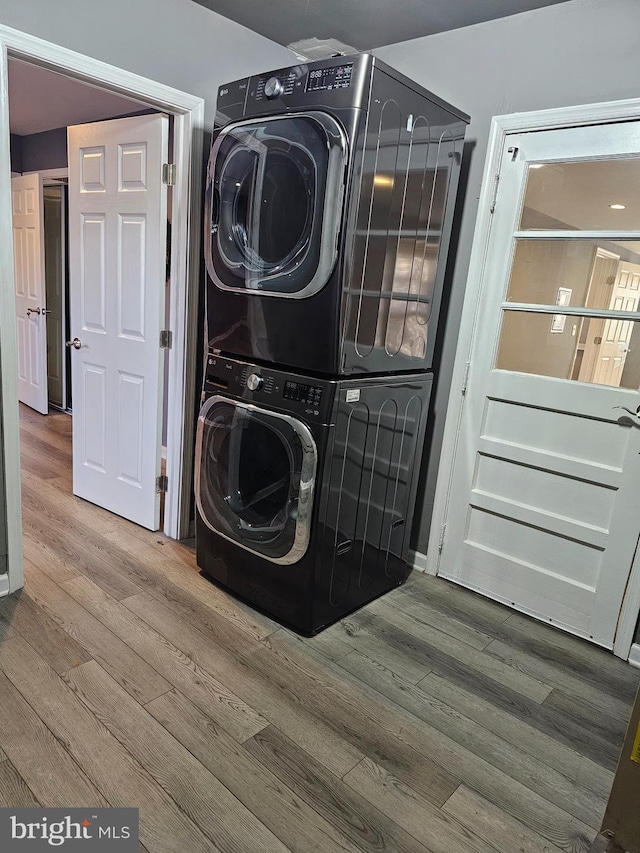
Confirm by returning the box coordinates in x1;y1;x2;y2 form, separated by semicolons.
204;53;468;376
195;354;432;634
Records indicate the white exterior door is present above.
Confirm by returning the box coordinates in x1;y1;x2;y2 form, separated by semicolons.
67;114;168;530
439;121;640;649
12;173;48;415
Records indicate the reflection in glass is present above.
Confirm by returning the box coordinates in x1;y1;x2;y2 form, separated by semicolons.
197;400;304;560
506;240;640;309
520;159;640;230
496;312;640;389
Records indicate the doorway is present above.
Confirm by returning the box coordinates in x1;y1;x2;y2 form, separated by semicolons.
43;181;68;412
10;61;170;531
0;27;205;595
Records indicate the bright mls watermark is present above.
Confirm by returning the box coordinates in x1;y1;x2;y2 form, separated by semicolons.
0;809;139;850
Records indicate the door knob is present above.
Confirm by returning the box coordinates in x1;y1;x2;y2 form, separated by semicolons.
41;308;52;315
26;307;41;317
65;337;82;350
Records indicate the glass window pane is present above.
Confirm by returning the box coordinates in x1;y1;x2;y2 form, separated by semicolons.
506;240;640;309
520;159;640;231
206;113;346;297
496;311;640;389
197;400;303;559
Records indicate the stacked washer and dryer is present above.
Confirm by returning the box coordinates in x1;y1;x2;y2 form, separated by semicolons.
195;53;469;634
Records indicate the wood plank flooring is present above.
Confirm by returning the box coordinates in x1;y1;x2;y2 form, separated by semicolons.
2;403;637;853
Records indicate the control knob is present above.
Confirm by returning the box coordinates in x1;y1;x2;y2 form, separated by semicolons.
264;76;284;99
246;373;264;391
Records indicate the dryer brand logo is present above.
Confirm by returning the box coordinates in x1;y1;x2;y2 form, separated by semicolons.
0;809;138;851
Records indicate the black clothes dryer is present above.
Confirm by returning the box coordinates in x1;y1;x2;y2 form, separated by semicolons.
204;53;468;376
195;354;432;634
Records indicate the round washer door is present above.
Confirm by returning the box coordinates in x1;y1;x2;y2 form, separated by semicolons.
195;396;317;564
204;112;347;298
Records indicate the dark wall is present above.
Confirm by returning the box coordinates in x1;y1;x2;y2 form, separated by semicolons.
10;127;67;172
20;127;68;171
9;133;22;172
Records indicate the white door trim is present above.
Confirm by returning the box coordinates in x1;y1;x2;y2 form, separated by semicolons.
0;24;205;594
428;95;640;661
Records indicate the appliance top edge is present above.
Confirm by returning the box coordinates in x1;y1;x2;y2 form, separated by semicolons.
369;55;470;125
216;52;469;124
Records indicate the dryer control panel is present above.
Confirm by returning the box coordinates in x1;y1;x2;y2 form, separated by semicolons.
215;54;372;124
204;353;334;423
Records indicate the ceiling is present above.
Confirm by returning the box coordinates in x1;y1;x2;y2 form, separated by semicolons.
190;0;573;52
8;59;146;136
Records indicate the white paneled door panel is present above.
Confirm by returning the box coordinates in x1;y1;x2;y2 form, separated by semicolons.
12;173;47;414
68;114;168;530
439;121;640;649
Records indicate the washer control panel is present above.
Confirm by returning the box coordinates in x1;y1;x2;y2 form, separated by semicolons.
283;380;323;407
204;354;332;422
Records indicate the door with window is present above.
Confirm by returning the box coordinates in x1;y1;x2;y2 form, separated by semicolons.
440;122;640;649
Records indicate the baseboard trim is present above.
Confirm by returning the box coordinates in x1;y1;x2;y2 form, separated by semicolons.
628;643;640;669
410;549;428;573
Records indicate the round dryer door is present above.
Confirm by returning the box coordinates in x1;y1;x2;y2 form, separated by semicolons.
195;396;317;564
205;113;348;298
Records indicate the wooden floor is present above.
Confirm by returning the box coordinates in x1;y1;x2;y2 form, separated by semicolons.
2;405;638;853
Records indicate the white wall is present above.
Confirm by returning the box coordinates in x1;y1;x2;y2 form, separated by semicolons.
374;0;640;551
0;0;294;126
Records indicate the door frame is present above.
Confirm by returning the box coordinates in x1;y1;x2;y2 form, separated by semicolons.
428;96;640;661
0;24;205;593
41;176;67;412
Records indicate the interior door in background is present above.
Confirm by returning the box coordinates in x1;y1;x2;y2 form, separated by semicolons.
67;114;168;530
12;172;48;414
43;185;66;410
438;122;640;651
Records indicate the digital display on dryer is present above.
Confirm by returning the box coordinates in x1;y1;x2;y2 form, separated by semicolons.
305;64;353;92
283;380;323;405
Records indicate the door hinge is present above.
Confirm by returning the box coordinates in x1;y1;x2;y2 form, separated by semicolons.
438;523;446;554
162;163;176;186
160;329;172;349
461;360;471;395
489;174;500;213
156;475;169;494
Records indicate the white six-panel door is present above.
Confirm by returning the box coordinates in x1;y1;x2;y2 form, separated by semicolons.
12;173;48;415
67;114;168;530
438;121;640;649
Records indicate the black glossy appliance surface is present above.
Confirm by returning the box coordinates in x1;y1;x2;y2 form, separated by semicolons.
204;53;468;377
195;354;432;634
